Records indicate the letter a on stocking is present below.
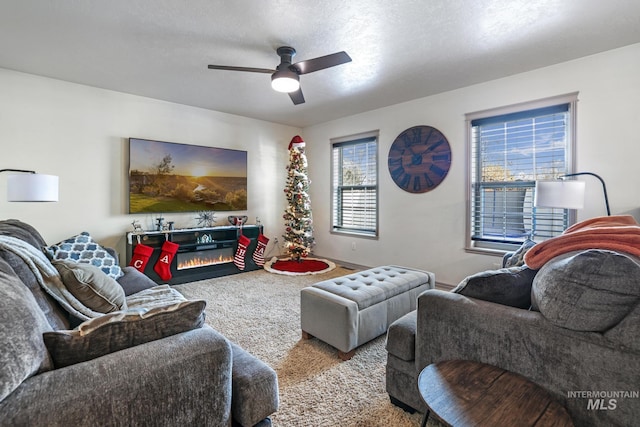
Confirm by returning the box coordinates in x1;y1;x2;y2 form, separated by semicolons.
154;241;179;281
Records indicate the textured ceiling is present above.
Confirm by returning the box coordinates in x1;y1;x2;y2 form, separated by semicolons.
1;0;639;128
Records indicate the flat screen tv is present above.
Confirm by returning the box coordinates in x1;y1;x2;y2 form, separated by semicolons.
128;138;247;214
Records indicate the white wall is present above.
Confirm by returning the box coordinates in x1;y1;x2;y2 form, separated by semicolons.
303;43;640;286
0;69;299;261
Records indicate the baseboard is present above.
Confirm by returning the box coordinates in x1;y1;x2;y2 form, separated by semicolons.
310;255;371;271
435;282;455;292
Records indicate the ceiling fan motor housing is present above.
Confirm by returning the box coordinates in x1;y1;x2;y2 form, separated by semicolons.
271;46;301;92
276;46;297;66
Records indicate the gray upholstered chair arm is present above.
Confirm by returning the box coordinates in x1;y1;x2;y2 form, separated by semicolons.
117;266;159;295
105;246;120;264
0;326;233;426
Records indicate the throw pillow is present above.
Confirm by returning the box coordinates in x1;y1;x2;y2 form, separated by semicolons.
43;299;207;368
504;238;536;268
531;249;640;331
0;258;53;401
52;259;126;314
45;232;124;280
452;265;537;309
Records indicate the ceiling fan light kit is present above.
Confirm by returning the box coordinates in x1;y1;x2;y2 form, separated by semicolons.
271;69;300;93
208;46;351;105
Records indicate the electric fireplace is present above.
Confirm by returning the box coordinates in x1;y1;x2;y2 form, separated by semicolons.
125;225;263;285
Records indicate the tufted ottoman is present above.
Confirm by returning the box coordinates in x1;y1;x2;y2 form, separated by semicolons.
300;265;435;360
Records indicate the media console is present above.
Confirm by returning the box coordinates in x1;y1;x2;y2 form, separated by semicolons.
125;225;263;285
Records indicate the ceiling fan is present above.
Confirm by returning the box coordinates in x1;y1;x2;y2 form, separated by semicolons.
207;46;351;105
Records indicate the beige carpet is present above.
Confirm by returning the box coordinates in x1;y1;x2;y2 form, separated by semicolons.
174;266;431;427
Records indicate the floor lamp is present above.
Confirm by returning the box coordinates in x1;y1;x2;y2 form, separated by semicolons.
1;169;59;202
534;172;610;216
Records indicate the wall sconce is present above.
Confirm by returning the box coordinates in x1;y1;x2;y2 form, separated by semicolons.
534;172;610;216
1;169;59;202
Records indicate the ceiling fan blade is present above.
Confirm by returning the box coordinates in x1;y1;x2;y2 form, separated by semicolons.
293;51;352;75
207;65;274;74
289;88;305;105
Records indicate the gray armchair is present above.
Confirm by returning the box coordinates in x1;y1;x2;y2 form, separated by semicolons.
386;249;640;427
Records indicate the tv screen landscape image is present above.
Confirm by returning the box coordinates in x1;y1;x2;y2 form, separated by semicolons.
128;138;247;214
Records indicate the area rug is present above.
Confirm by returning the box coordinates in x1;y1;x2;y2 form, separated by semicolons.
264;256;336;275
174;267;437;427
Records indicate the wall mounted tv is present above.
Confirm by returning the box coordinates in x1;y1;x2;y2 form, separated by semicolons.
128;138;247;214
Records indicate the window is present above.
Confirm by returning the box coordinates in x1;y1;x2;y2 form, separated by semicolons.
331;132;378;237
466;93;578;250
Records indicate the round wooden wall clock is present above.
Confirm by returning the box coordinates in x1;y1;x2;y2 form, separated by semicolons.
388;125;452;193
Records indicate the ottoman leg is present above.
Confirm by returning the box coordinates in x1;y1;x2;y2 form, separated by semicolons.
302;331;313;339
338;349;356;361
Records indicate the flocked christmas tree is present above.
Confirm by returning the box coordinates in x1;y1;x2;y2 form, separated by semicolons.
283;135;315;261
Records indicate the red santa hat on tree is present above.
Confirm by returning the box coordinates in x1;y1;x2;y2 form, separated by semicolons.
288;135;306;150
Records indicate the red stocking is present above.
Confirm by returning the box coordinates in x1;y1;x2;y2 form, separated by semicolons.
234;234;251;271
129;243;154;273
252;234;269;267
154;241;179;281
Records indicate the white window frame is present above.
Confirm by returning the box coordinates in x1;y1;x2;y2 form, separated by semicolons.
465;93;579;253
330;131;379;238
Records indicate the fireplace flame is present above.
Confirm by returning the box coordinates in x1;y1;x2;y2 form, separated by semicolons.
177;253;234;270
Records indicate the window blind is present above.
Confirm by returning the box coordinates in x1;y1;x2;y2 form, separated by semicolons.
470;103;571;243
332;136;378;236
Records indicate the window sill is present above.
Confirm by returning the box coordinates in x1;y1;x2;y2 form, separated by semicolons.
465;246;508;257
330;229;378;239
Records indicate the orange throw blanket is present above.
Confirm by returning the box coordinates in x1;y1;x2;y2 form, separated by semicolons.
524;215;640;269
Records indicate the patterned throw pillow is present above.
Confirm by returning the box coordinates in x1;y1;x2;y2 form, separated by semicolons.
504;238;536;268
43;300;206;368
45;232;123;279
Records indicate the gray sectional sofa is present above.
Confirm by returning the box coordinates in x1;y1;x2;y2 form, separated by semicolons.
386;249;640;427
0;219;278;426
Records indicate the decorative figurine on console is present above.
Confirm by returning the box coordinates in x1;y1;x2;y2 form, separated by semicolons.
131;220;143;233
228;215;248;226
196;211;216;228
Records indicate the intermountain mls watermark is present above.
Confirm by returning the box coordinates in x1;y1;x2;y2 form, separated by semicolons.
567;390;639;411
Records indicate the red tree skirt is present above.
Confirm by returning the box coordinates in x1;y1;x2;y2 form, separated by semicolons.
264;257;336;276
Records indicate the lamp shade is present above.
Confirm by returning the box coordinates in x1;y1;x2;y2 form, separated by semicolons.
534;180;585;210
7;173;59;202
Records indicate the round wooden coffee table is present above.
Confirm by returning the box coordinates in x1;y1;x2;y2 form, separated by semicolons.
418;360;573;427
